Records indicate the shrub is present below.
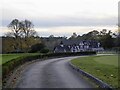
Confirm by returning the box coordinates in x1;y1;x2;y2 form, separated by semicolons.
30;43;45;53
40;48;49;54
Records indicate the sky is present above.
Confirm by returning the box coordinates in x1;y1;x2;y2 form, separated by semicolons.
0;0;119;37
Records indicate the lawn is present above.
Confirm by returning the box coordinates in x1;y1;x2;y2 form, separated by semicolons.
94;55;118;67
0;53;40;65
71;55;119;88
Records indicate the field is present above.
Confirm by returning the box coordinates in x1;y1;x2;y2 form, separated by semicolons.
0;53;40;65
71;55;119;88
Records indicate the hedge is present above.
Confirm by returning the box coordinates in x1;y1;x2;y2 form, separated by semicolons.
2;51;96;81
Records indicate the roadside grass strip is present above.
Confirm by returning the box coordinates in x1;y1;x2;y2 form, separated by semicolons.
0;53;40;65
71;55;119;88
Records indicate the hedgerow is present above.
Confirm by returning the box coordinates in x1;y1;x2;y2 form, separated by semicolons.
2;51;96;82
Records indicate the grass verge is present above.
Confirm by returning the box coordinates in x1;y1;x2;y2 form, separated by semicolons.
0;53;40;65
71;55;119;88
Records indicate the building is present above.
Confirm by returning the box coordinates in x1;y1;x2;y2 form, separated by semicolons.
54;40;104;53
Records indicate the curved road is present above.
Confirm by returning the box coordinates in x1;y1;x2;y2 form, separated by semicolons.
15;56;95;88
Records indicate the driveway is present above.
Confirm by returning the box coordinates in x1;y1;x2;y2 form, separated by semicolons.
14;56;95;88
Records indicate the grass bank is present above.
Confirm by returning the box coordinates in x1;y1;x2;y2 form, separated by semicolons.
71;55;119;88
0;53;40;65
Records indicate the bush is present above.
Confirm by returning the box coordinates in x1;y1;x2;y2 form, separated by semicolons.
30;43;45;53
40;48;49;54
112;47;120;52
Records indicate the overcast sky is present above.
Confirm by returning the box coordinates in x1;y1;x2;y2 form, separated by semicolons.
0;0;119;37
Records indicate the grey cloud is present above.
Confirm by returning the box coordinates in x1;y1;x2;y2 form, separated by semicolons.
29;16;117;28
2;16;117;27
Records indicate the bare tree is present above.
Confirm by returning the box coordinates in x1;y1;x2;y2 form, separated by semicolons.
7;19;21;38
20;20;36;38
20;20;37;52
6;19;37;52
7;19;22;52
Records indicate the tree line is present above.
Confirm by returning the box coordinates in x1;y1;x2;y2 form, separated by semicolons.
69;29;120;50
1;19;120;53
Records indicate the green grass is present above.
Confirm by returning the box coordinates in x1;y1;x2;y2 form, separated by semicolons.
94;55;118;67
71;55;119;88
0;53;40;65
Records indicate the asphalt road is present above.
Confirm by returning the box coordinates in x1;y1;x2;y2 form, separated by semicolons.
15;56;95;88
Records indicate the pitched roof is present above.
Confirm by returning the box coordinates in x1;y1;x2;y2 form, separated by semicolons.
62;40;98;45
62;40;80;45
